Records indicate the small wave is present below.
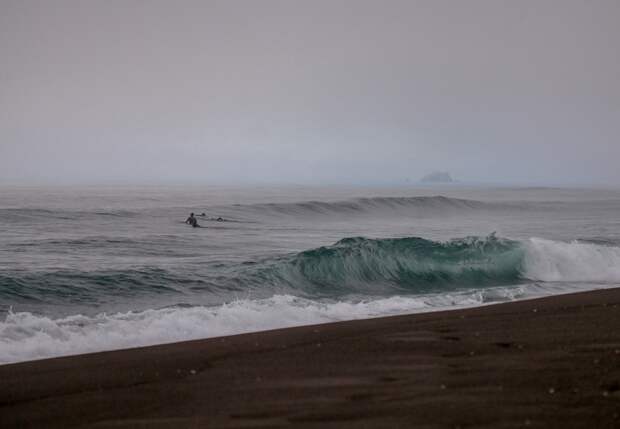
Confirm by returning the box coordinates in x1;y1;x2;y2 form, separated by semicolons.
226;196;499;219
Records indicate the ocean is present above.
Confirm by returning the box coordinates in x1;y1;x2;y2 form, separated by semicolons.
1;184;619;364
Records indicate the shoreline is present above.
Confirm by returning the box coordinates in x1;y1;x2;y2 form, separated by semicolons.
1;288;619;428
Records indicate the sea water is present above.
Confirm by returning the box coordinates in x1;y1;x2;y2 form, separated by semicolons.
1;185;619;364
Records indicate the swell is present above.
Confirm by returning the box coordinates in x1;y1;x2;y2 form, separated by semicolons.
3;196;617;225
0;196;495;225
225;196;499;218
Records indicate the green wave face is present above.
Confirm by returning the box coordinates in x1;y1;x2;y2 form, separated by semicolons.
266;235;526;294
0;235;527;306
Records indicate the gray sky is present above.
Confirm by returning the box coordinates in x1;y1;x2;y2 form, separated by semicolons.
1;0;619;185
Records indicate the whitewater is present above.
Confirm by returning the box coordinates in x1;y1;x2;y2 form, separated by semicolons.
1;185;620;364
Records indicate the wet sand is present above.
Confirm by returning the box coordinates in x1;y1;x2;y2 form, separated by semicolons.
1;288;620;428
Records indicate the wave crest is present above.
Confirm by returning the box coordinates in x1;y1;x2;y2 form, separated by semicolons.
267;235;524;293
269;235;620;289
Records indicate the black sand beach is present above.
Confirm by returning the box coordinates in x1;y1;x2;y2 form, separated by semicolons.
1;288;620;428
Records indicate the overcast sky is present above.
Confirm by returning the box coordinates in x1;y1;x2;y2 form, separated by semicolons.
1;0;619;186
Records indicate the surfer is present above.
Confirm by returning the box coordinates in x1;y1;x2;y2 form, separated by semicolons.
185;213;200;227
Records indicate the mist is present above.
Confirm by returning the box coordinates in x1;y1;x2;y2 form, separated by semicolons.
1;0;619;186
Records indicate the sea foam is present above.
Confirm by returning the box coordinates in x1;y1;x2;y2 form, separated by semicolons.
523;238;620;283
0;289;523;364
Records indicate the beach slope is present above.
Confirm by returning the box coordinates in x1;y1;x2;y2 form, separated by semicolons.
1;288;620;428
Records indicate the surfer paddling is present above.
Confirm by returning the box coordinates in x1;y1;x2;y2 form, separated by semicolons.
185;213;200;228
186;212;225;225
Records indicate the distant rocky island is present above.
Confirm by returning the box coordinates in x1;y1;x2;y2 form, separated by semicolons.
420;171;455;183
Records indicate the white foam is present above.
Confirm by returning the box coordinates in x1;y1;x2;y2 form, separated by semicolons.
523;238;620;283
0;290;518;365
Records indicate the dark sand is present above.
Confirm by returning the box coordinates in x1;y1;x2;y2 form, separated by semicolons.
1;289;620;428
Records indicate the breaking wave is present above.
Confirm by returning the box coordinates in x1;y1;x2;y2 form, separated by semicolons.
523;237;620;282
1;235;619;364
252;235;525;294
3;235;620;306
